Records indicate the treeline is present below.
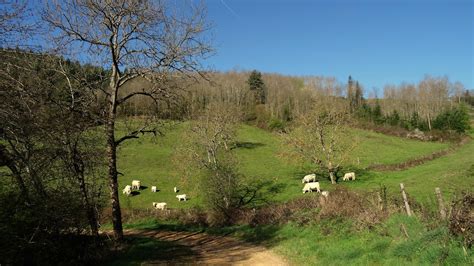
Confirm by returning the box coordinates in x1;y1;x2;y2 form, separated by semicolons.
118;71;472;133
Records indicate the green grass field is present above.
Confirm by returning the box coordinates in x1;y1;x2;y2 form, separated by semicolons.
116;122;465;210
113;120;473;265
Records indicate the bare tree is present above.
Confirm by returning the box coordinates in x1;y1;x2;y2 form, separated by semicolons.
174;102;241;224
284;107;357;184
42;0;212;240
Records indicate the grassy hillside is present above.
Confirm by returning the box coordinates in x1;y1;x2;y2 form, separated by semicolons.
351;134;474;202
116;122;456;209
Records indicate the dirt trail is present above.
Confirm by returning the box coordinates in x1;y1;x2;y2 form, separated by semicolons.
124;229;289;265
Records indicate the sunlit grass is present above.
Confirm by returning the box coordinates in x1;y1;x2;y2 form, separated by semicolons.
116;122;461;209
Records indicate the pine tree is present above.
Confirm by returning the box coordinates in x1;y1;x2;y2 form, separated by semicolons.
347;75;355;113
248;70;266;104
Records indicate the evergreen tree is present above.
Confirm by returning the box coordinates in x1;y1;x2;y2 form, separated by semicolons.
248;70;266;104
372;101;384;124
433;104;471;133
386;110;401;126
347;75;355;112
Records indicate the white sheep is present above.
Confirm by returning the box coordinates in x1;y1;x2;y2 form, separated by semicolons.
176;194;187;201
302;173;316;183
131;180;141;190
151;186;157;192
321;191;329;198
174;186;178;193
342;172;356;181
122;185;132;196
152;202;167;210
302;182;321;193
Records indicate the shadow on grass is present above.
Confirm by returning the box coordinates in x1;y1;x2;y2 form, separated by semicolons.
123;222;286;249
211;225;285;247
130;191;140;196
232;141;265;149
106;236;196;265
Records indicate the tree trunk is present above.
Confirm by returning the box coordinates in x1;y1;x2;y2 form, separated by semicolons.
106;52;123;241
329;170;336;184
427;113;432;130
79;181;99;236
107;119;123;241
8;162;30;203
76;168;99;237
0;145;30;203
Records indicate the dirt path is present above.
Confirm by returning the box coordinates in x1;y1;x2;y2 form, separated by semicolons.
124;229;289;265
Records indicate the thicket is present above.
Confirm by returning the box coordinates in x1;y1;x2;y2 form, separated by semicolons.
0;50;108;264
355;102;471;134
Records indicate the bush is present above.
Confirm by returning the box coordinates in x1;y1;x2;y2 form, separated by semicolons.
433;104;471;133
267;118;286;131
449;191;473;248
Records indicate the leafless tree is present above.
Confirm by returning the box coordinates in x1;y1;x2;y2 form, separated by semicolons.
173;102;242;224
42;0;212;240
284;107;357;184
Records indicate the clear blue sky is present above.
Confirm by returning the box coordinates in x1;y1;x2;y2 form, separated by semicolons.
205;0;473;91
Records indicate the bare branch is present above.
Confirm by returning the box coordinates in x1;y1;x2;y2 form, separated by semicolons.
115;126;158;146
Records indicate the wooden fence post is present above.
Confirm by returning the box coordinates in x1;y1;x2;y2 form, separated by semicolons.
400;183;412;216
435;187;447;220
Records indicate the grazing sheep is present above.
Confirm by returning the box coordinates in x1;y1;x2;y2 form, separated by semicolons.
122;185;132;196
152;202;167;210
131;180;141;190
176;194;187;201
342;172;356;181
302;182;321;193
174;186;178;193
151;186;157;192
302;173;317;183
321;191;329;198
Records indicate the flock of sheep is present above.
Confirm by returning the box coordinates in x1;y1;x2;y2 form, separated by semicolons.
121;172;357;210
122;180;187;211
301;172;356;197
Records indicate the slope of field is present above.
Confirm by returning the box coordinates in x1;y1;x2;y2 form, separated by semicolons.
350;133;474;202
116;123;452;209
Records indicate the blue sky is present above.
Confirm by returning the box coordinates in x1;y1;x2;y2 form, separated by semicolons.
204;0;473;90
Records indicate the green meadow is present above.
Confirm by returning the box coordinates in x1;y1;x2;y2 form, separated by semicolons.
116;122;468;210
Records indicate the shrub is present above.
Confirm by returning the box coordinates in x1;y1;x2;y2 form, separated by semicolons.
449;191;473;248
433;104;471;133
267;118;286;131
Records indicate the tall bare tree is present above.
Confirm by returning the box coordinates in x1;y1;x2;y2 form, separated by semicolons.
43;0;212;240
